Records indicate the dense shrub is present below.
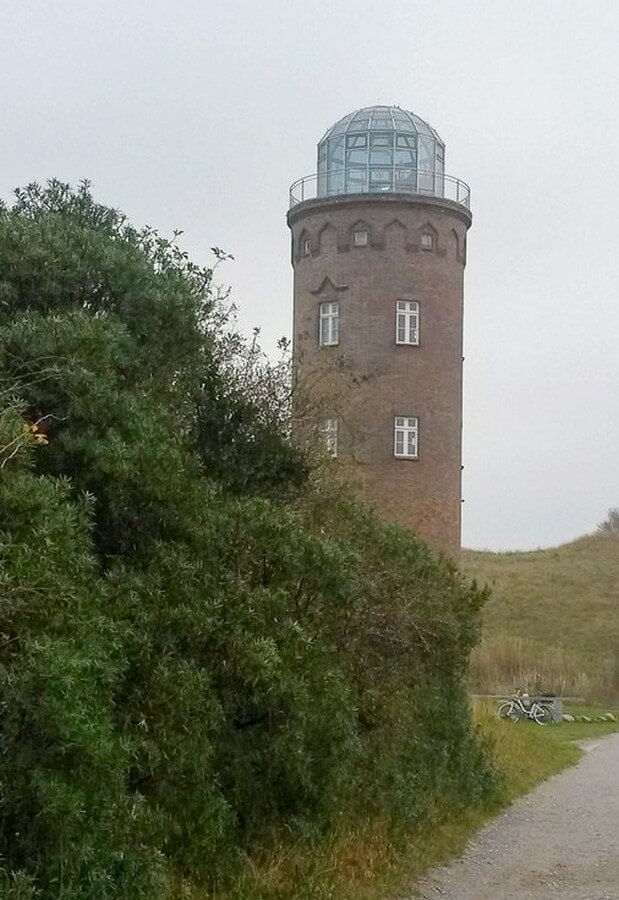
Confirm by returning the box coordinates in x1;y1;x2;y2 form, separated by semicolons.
597;507;619;536
0;182;496;897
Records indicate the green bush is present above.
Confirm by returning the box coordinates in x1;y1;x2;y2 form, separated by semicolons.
0;182;496;897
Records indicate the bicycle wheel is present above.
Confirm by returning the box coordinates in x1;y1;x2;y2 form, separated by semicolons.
532;703;552;726
497;701;519;722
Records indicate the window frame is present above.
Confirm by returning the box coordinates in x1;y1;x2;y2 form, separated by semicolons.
394;416;419;459
395;299;420;346
346;133;367;149
420;232;434;251
352;229;368;247
302;237;312;257
319;300;340;347
321;418;338;458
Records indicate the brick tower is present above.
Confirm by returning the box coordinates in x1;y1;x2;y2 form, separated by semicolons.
287;106;471;555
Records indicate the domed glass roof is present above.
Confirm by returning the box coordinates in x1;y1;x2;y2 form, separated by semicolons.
319;106;443;143
316;105;445;199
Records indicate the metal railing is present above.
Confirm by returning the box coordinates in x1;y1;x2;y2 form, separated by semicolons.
289;169;470;209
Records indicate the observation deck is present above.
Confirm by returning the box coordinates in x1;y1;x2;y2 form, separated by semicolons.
289;105;470;212
289;168;470;210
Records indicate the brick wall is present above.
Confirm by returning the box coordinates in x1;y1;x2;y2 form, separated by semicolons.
288;193;472;556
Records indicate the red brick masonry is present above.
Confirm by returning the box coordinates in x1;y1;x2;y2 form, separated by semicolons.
288;193;472;556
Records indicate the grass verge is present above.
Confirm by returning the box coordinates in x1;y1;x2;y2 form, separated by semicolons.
473;702;581;799
537;703;618;745
184;702;613;900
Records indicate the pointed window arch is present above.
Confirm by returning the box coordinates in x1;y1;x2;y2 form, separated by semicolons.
299;229;312;258
418;222;438;252
420;232;434;250
350;219;370;247
382;218;407;250
317;221;337;255
451;227;460;260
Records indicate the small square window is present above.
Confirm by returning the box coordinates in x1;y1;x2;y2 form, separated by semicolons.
420;233;434;251
302;238;312;257
353;230;368;247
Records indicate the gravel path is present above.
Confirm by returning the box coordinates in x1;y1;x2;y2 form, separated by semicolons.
411;733;619;900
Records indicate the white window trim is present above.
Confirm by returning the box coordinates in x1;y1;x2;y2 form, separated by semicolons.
319;301;340;347
395;300;420;346
420;232;434;251
353;230;368;246
321;419;338;458
302;238;312;256
394;416;419;459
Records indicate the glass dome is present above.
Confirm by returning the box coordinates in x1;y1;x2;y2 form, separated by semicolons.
317;105;445;198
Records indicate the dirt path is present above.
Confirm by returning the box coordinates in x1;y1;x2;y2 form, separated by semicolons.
411;733;619;900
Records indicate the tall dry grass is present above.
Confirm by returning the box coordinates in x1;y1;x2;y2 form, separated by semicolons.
469;633;615;700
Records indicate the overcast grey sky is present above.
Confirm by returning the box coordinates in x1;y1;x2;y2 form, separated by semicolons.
1;0;617;550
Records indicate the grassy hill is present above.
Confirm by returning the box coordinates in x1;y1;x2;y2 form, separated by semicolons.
461;534;619;700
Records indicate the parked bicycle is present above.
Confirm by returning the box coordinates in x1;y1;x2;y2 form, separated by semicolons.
497;693;553;726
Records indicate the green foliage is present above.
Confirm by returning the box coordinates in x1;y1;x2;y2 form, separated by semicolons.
597;507;619;535
0;179;306;499
0;474;167;897
0;182;495;897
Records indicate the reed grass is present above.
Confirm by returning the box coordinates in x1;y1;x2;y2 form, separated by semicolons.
469;633;613;699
